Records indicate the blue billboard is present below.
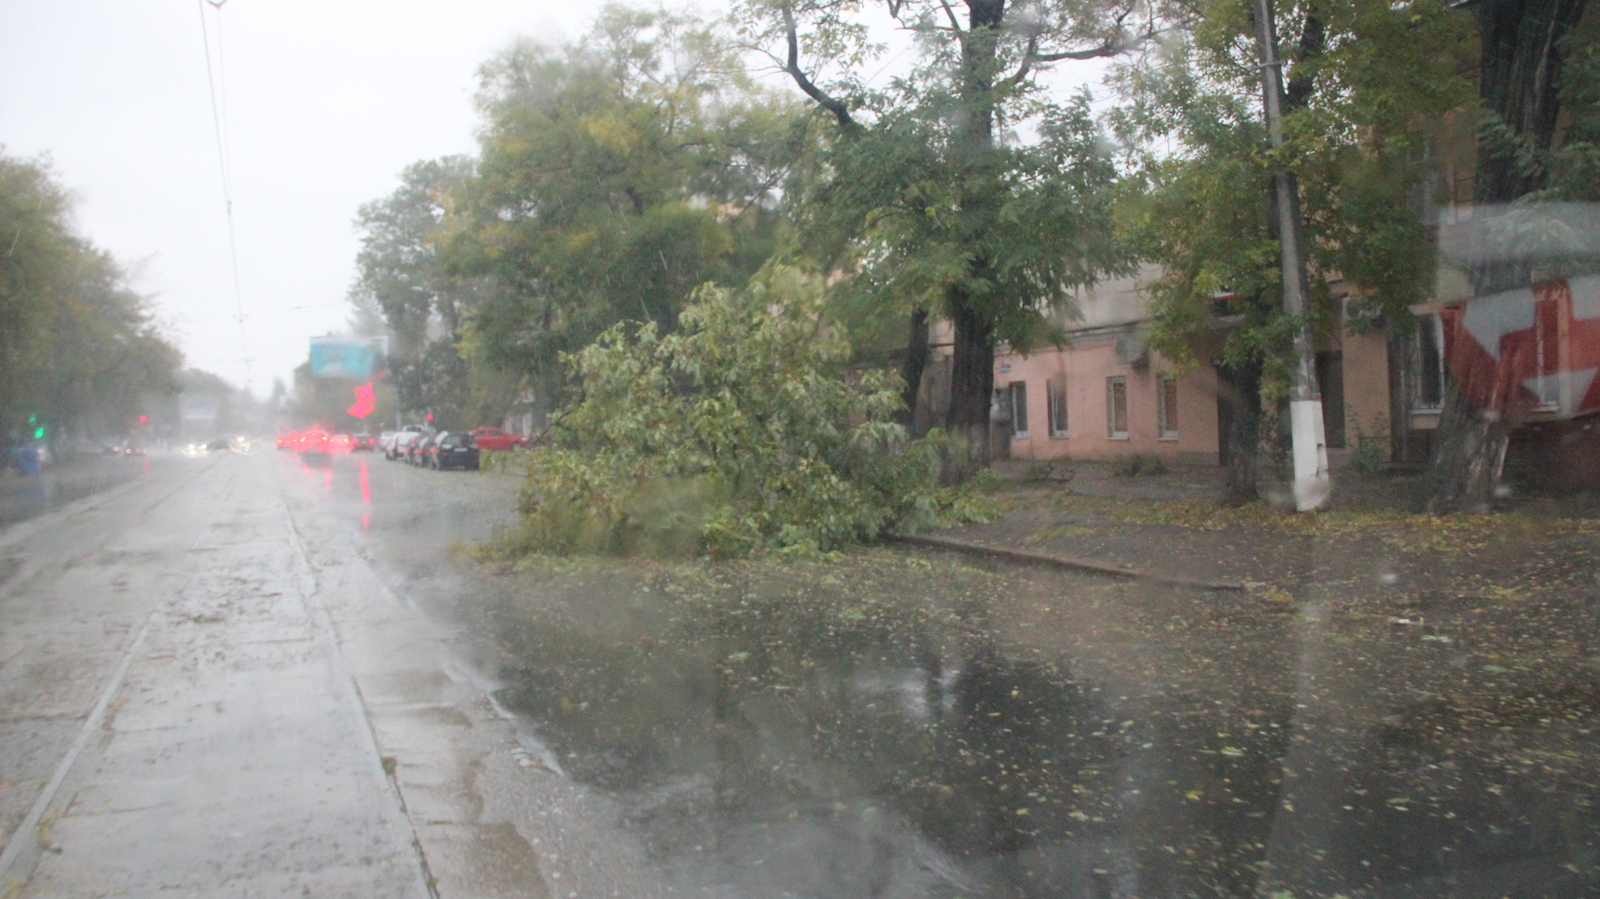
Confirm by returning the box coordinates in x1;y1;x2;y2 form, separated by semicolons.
309;336;386;379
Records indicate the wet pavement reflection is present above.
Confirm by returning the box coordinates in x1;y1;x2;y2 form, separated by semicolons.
467;561;1598;897
0;453;163;527
297;453;1600;897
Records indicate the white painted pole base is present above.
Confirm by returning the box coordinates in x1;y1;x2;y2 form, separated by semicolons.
1289;399;1331;511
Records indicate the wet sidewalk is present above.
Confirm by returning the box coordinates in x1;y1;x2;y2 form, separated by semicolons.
943;460;1600;603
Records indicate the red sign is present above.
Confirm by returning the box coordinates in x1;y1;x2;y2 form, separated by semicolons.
1443;274;1600;419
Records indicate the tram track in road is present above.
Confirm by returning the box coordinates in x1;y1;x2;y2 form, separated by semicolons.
0;455;236;894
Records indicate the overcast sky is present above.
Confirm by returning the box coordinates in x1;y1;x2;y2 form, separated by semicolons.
0;0;605;396
2;0;1105;401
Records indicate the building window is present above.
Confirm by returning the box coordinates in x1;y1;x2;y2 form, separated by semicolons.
1410;313;1445;411
1009;381;1029;437
1157;373;1179;440
1047;377;1069;437
1106;377;1128;439
1315;351;1346;449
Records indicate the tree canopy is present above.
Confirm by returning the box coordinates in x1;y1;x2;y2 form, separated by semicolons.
736;0;1148;467
0;151;182;446
1107;0;1475;500
441;5;810;381
349;156;478;420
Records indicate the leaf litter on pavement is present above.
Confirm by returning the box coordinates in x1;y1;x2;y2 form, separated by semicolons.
450;484;1600;898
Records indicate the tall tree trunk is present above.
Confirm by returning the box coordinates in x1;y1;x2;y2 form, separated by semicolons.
1428;0;1587;510
1217;356;1264;506
1475;0;1590;203
899;307;930;434
935;0;1006;478
945;286;995;479
1426;377;1511;512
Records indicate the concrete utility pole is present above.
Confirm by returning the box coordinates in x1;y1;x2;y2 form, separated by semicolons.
1252;0;1330;511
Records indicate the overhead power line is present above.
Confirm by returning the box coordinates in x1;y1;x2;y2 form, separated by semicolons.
195;0;254;392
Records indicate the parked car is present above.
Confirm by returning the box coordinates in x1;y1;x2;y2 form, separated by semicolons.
408;432;439;466
429;432;480;471
389;429;426;461
469;426;529;453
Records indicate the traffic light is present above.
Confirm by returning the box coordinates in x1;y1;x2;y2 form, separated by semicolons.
28;414;42;439
426;412;433;422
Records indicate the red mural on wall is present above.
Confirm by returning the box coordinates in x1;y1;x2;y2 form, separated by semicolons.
1442;275;1600;419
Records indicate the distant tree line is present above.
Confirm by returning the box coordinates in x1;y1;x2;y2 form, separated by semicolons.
0;151;182;451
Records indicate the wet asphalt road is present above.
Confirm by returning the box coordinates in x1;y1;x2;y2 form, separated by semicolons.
2;448;1597;897
0;452;160;529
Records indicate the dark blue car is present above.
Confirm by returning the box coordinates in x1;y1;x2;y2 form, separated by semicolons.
429;432;479;471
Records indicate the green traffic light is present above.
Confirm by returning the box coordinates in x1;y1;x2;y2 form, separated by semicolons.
33;427;45;439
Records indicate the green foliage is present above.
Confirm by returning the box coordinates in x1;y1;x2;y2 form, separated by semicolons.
0;152;181;444
1484;10;1600;203
349;156;479;419
505;266;995;559
1348;412;1390;474
441;6;812;382
736;0;1145;456
1110;0;1475;381
348;6;818;429
804;94;1128;355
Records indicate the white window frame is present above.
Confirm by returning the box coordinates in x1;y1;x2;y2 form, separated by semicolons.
1157;373;1179;441
1047;377;1069;438
1410;312;1446;413
1009;381;1029;438
1106;376;1129;440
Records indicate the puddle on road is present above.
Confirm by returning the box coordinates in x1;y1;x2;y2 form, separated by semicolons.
414;551;1600;897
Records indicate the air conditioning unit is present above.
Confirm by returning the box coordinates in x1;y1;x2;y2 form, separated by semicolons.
1115;334;1149;369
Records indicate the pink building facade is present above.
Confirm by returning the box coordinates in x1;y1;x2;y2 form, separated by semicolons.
995;336;1224;465
982;270;1394;467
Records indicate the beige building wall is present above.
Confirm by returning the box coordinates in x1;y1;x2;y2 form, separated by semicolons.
1337;328;1392;455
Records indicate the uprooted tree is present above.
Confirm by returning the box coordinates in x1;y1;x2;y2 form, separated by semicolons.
503;266;994;559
